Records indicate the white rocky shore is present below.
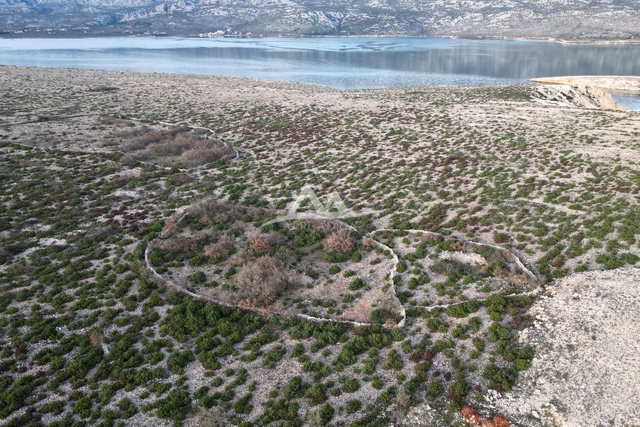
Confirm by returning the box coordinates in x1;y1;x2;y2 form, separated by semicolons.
531;75;640;111
490;267;640;426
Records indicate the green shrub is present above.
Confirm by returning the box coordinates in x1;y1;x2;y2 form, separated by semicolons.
117;397;138;418
284;376;307;399
72;396;93;418
187;271;206;284
403;377;421;395
167;350;195;375
345;399;362;414
348;278;365;291
426;381;443;399
488;323;511;343
384;349;404;370
595;253;623;269
189;255;208;266
482;364;517;392
233;393;253;414
306;382;327;405
343;270;356;277
318;403;335;424
156;389;191;420
446;300;480;318
342;294;355;303
448;381;468;402
194;386;209;400
343;378;360;393
472;337;485;352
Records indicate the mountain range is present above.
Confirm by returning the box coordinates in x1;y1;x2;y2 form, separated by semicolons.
1;0;639;39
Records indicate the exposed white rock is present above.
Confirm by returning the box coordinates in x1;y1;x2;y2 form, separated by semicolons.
491;267;640;426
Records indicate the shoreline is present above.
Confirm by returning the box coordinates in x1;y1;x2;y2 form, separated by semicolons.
0;63;533;92
2;32;640;45
530;75;640;93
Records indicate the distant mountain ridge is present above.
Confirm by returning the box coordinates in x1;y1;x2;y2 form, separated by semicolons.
1;0;639;40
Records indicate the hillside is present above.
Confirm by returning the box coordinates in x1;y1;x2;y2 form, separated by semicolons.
1;0;640;40
1;66;639;426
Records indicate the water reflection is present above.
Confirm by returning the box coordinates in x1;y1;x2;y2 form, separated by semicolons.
612;95;640;111
1;37;640;89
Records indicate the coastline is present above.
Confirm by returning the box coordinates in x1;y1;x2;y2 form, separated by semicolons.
2;31;640;45
530;76;640;93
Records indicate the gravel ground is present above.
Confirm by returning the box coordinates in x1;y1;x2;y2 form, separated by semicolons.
485;267;640;427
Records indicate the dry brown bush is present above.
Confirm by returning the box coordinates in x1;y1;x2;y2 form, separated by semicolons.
237;295;277;311
461;407;482;426
214;213;231;224
248;231;284;255
191;199;232;224
362;237;376;247
152;140;192;157
383;319;398;329
190;198;269;225
204;234;234;259
430;259;469;275
118;125;234;167
322;231;356;254
7;263;33;275
234;256;297;302
89;330;103;348
204;243;225;259
179;140;235;168
249;238;273;255
0;247;10;258
161;215;181;236
261;231;285;247
450;240;466;251
162;237;196;253
491;266;508;278
508;274;535;289
127;148;152;162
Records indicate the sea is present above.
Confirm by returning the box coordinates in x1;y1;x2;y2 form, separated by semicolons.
0;36;639;108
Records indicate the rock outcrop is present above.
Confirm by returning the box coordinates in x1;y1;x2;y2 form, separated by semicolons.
530;76;640;93
531;83;627;111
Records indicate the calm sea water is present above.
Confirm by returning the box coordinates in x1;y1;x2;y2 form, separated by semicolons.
0;37;639;107
612;94;640;110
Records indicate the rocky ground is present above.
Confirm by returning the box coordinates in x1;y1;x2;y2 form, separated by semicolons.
490;267;640;427
404;267;640;427
2;66;640;427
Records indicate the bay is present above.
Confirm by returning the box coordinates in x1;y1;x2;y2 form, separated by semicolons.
0;37;639;92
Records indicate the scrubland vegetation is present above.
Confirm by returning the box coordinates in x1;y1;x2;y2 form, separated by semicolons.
0;66;639;426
